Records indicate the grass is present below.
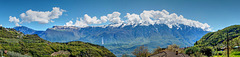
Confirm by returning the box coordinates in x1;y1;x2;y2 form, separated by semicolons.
213;50;240;57
0;26;116;57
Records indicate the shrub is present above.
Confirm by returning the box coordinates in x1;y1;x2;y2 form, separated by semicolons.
122;53;130;57
185;46;200;55
200;47;213;57
167;44;179;52
132;45;150;57
7;51;31;57
152;46;163;55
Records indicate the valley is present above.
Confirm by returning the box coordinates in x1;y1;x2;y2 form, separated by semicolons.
14;24;209;56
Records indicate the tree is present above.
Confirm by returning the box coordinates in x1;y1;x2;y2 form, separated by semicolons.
200;47;213;57
185;47;200;56
152;46;163;55
233;37;240;50
122;53;130;57
194;41;198;45
132;45;150;57
167;44;179;52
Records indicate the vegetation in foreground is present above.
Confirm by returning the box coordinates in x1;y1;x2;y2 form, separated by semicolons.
186;25;240;57
0;26;115;57
127;44;184;57
128;25;240;57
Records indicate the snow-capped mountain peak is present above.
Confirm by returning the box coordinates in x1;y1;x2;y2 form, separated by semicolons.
64;10;211;31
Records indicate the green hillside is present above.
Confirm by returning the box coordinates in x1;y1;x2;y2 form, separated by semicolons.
0;26;115;57
195;25;240;47
183;25;240;57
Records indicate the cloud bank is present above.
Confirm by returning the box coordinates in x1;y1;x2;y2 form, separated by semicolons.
64;12;124;27
9;7;65;26
65;10;211;31
20;7;66;24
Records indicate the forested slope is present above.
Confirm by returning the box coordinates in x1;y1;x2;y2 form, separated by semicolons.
0;26;115;57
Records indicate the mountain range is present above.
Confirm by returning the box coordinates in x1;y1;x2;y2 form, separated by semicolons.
14;23;209;56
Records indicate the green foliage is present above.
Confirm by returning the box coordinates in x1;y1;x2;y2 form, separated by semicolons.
185;46;200;55
200;47;213;56
192;25;240;57
132;45;150;57
185;46;214;57
122;53;130;57
196;25;240;47
0;27;115;57
214;51;224;55
6;51;31;57
213;50;240;57
167;44;179;52
152;46;163;55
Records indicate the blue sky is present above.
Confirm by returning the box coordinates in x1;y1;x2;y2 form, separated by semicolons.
0;0;240;31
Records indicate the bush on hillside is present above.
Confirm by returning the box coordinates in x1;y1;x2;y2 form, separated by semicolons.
200;47;213;57
152;46;163;55
132;45;150;57
122;53;130;57
185;46;200;56
7;51;31;57
167;44;179;52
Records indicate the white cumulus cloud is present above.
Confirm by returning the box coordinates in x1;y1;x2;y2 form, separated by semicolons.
74;18;88;27
125;13;142;24
125;10;211;31
20;7;66;24
100;16;108;23
64;18;88;27
64;12;124;27
106;12;123;24
84;14;106;24
9;16;20;26
64;20;73;26
64;14;110;27
64;10;211;31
